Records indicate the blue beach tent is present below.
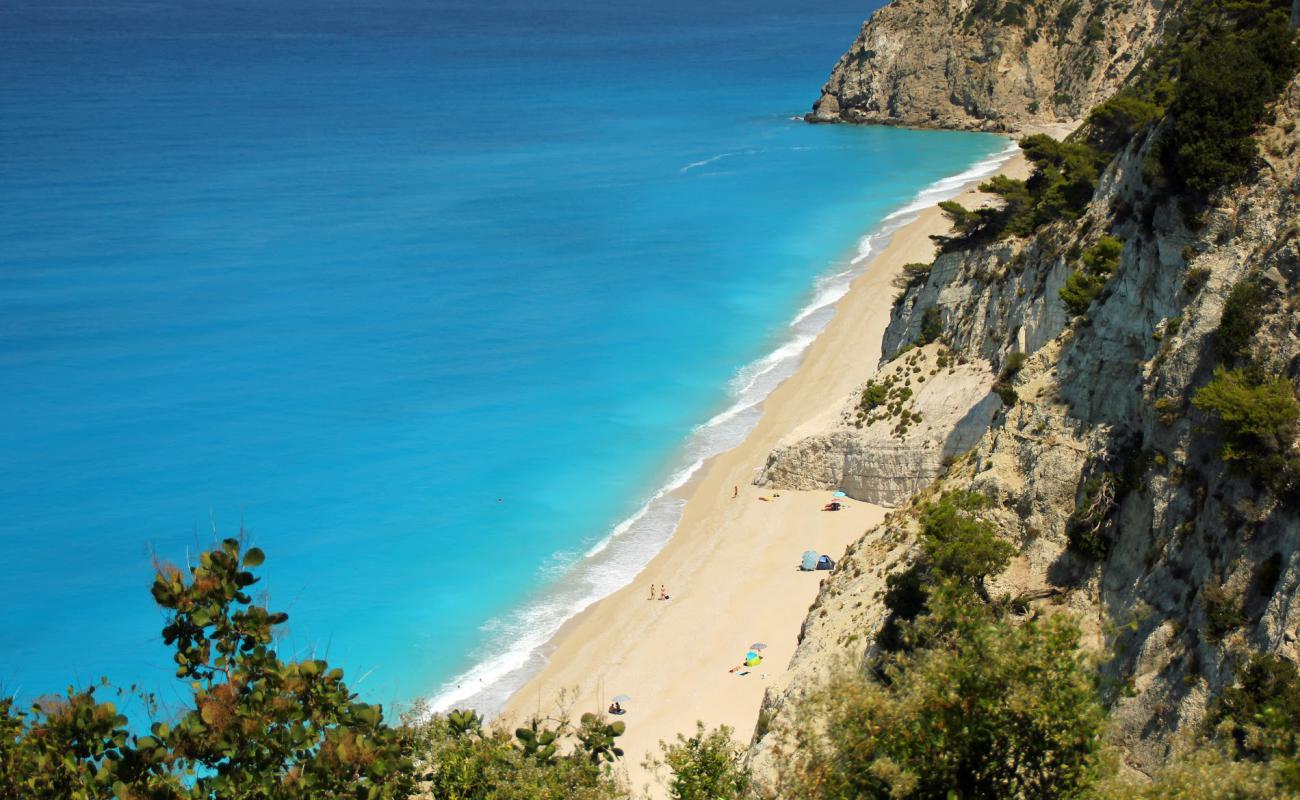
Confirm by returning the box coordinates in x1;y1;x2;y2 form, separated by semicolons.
816;555;835;570
800;550;819;571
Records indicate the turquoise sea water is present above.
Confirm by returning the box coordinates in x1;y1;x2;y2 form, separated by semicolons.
0;0;1007;712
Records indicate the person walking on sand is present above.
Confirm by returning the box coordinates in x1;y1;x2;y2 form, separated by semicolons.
649;583;656;600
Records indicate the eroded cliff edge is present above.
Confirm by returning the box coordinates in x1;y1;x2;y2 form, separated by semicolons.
809;0;1173;131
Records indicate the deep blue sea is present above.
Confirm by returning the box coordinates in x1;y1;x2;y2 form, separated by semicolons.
0;0;1007;713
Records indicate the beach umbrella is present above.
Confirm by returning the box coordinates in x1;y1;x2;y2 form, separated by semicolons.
749;643;767;650
611;694;631;703
833;491;847;498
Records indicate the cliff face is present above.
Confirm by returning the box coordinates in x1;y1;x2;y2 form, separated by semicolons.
810;0;1173;131
755;6;1300;783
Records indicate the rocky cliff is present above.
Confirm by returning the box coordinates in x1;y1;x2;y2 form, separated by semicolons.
755;0;1300;785
809;0;1173;131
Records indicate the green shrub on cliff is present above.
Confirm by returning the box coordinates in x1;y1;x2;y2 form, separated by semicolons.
916;306;944;345
1157;3;1300;199
1216;279;1268;362
878;491;1014;653
935;136;1105;249
1086;91;1166;154
1060;235;1123;316
780;592;1103;800
1208;653;1300;788
1192;367;1300;491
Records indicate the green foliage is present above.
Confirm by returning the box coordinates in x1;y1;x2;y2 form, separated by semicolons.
516;717;561;765
1216;279;1268;361
0;539;415;800
1152;0;1300;200
935;137;1106;250
1086;91;1165;153
1060;236;1124;316
878;491;1013;655
447;708;482;738
648;723;750;800
1202;578;1246;642
917;306;943;346
1192;367;1300;491
1060;270;1108;316
965;0;1035;28
860;381;889;413
892;261;932;290
919;491;1014;597
575;713;625;766
1088;744;1298;799
1209;654;1300;780
408;711;626;800
938;200;980;236
992;351;1027;407
782;600;1103;800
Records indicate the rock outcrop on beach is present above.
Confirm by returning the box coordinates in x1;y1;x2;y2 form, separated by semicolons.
809;0;1172;131
757;344;1001;506
755;0;1300;787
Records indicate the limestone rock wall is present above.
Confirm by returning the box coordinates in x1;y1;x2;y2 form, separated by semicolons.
751;74;1300;784
757;345;1002;506
810;0;1173;131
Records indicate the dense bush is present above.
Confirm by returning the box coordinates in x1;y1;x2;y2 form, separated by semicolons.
992;351;1028;406
1216;279;1268;361
1086;92;1166;154
892;261;932;290
1151;0;1300;200
918;491;1014;597
1192;367;1300;490
1088;746;1297;799
878;491;1014;653
780;591;1103;800
647;723;750;800
916;305;944;345
936;136;1106;249
407;709;627;800
1060;236;1124;316
1208;653;1300;787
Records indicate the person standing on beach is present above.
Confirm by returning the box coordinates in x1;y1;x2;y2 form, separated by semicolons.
732;485;738;499
649;584;656;599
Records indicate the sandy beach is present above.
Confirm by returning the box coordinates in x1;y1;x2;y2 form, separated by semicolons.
502;147;1033;797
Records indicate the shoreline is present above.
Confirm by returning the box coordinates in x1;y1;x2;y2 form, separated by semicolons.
495;144;1033;794
425;136;1023;718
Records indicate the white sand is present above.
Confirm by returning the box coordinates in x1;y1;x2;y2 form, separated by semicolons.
501;150;1032;797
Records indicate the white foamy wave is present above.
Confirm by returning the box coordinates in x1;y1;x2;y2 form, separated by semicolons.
850;235;876;265
583;457;705;559
881;140;1020;224
681;152;741;173
791;271;855;324
426;137;1022;718
726;333;817;397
